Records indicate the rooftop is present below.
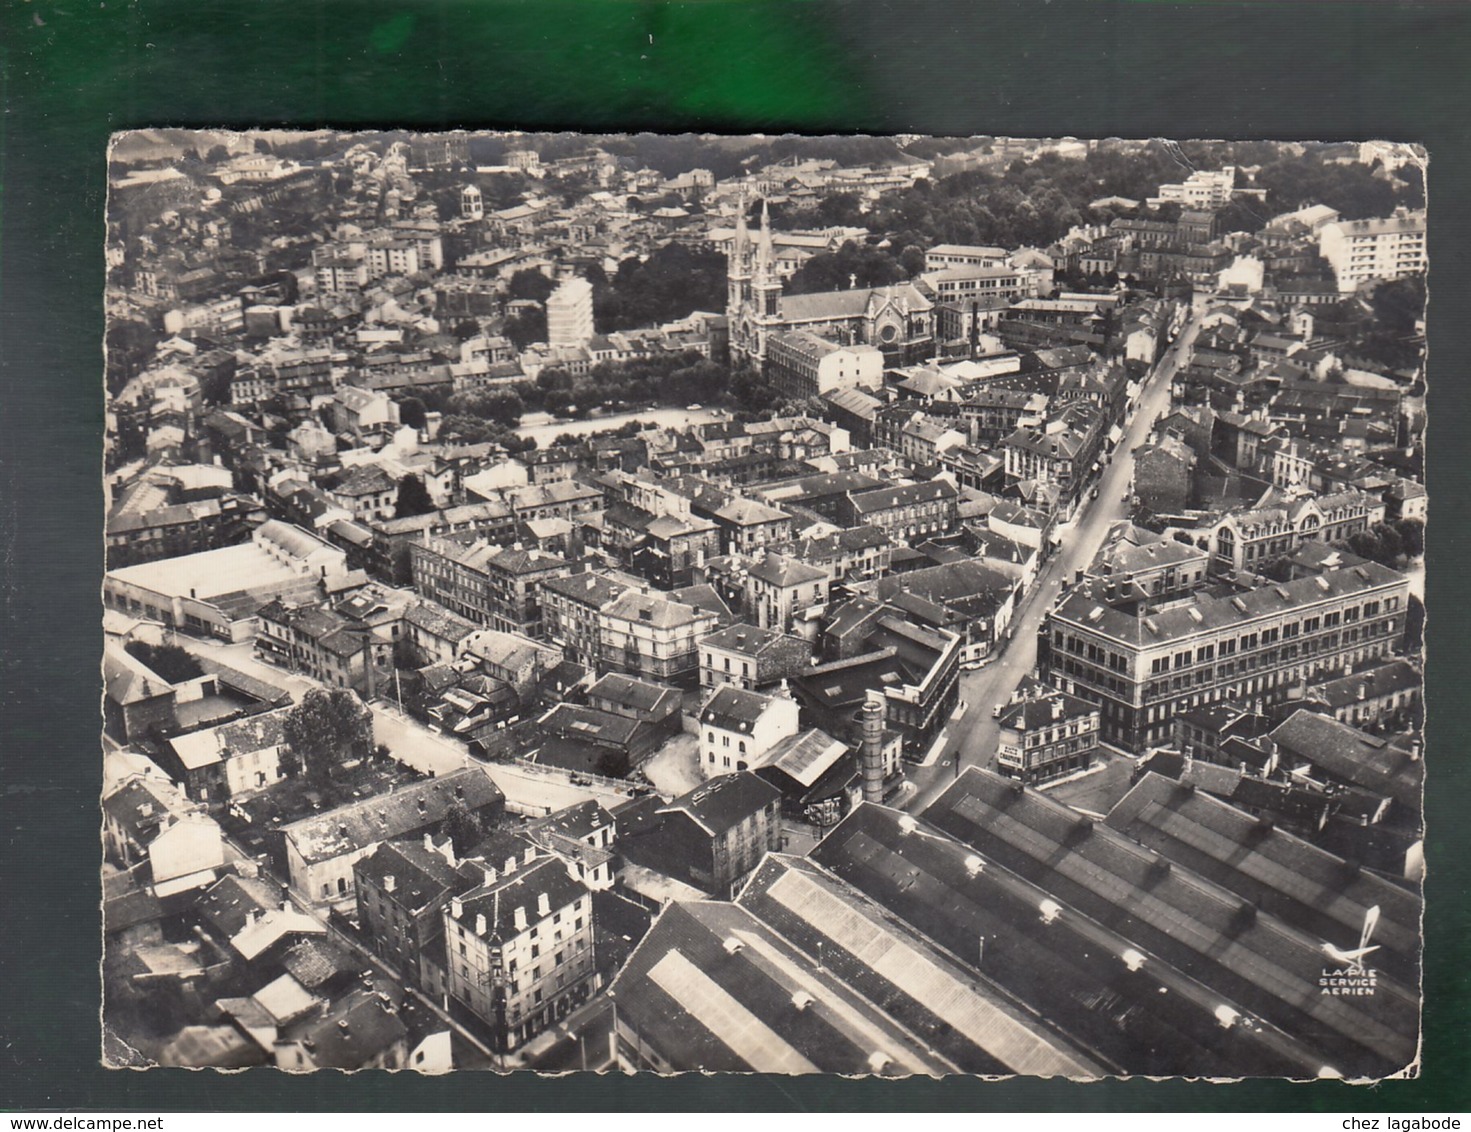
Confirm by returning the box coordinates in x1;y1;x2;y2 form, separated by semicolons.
282;768;503;864
659;772;781;838
1105;772;1420;984
925;768;1418;1078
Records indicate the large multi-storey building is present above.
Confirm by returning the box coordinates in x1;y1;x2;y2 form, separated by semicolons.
995;680;1101;784
1318;209;1427;292
540;571;630;669
842;479;959;542
599;589;721;687
409;538;571;637
443;853;596;1052
1148;166;1237;208
546;276;595;346
1039;561;1412;750
697;685;802;779
1184;488;1383;574
763;330;884;401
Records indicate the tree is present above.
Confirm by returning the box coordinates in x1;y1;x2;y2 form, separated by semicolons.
398;396;427;431
507;268;555;303
502;306;547;350
123;641;204;684
451;319;482;342
282;689;373;785
442;800;487;855
386;548;415;595
394;474;435;519
1393;518;1425;558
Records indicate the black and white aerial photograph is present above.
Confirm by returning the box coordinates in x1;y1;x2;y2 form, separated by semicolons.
100;130;1427;1080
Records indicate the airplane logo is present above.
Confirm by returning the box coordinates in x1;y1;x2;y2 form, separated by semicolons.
1321;904;1381;974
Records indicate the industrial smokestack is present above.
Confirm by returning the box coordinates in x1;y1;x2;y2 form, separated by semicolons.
861;695;886;804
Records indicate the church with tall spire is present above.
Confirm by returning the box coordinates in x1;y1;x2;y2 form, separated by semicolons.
726;196;939;375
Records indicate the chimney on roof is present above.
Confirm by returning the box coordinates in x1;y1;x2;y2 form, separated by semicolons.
423;832;434;852
513;905;528;933
450;897;463;920
475;912;487;936
504;855;517;874
537;892;551;917
245;909;258;928
383;875;396;894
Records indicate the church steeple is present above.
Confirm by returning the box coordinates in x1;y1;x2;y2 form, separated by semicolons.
755;198;776;280
728;192;752;317
753;197;782;320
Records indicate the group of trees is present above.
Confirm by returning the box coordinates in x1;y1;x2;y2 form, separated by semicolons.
525;352;730;418
783;240;918;296
393;474;435;518
1334;519;1425;569
123;641;205;684
589;243;728;333
280;688;375;786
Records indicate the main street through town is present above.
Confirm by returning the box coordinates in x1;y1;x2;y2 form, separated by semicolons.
172;295;1209;828
902;296;1210;816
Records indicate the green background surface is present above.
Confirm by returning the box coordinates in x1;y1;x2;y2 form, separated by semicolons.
2;0;1468;1113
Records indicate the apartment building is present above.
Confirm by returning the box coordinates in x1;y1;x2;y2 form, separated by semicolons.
1039;562;1412;751
443;854;596;1052
1318;209;1427;292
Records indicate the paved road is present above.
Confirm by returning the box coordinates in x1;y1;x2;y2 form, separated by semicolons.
523;1002;615;1072
903;298;1209;816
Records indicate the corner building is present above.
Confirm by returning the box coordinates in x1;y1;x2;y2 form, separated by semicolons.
1038;562;1411;751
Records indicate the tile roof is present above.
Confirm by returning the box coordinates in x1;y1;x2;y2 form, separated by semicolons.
849;479;958;514
282;989;408;1068
167;706;292;771
603;589;711;631
587;671;679;714
748;553;827;588
102;777;190;847
404;600;478;643
1050;562;1408;648
354;836;481;915
659;772;781;838
541;570;630;608
282;768;504;864
701;685;782;731
541;703;641;746
699;622;784;656
1269;711;1423;812
1304;659;1421;712
196;874;286;940
449;854;589;942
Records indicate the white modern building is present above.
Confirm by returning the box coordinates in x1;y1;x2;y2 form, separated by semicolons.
1318;209;1427;293
546;276;595;347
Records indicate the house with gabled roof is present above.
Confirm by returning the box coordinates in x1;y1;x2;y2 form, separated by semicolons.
618;772;782;899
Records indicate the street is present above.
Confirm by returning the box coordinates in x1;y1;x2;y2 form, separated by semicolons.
902;297;1209;815
167;295;1209;829
176;637;648;814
